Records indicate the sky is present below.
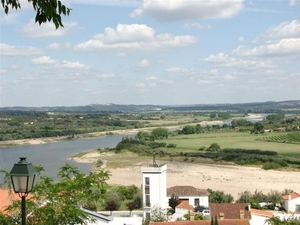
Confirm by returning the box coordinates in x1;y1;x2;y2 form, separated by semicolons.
0;0;299;107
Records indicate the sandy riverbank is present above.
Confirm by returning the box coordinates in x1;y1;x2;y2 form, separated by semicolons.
0;120;226;148
72;151;300;200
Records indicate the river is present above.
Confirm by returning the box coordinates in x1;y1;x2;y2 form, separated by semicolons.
0;134;134;182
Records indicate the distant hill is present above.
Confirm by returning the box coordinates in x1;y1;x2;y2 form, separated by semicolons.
0;100;299;113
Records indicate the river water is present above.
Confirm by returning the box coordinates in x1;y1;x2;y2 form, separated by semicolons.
0;134;134;182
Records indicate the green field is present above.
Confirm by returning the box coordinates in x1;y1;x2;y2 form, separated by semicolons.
163;131;300;158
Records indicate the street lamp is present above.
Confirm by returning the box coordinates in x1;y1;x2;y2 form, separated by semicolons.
10;157;37;225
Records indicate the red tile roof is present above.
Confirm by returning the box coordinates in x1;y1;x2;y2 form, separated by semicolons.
282;192;300;201
209;203;251;220
0;189;18;213
176;201;194;211
167;186;209;197
150;219;250;225
250;209;273;217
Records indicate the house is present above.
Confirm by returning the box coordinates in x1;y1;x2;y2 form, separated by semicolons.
209;203;251;220
167;186;209;208
250;208;273;225
150;219;250;225
282;192;300;213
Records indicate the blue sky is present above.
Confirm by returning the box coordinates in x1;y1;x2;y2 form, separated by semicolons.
0;0;299;107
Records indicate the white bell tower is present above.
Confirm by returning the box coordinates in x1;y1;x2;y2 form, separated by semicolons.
141;152;167;217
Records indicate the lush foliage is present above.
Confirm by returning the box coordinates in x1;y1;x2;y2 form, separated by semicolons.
208;189;234;203
1;164;110;225
1;0;70;28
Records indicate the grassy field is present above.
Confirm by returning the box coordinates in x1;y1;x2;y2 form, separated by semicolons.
162;131;300;158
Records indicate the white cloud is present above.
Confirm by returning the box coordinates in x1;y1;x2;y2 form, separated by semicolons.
0;43;43;55
233;38;300;57
22;20;77;38
47;42;62;50
137;59;149;68
167;67;194;74
145;76;157;80
238;36;245;42
116;53;127;57
97;74;115;78
0;69;8;74
262;20;300;40
289;0;300;6
135;83;146;87
74;24;197;52
149;83;156;87
131;0;244;21
204;53;276;70
198;80;211;84
31;56;57;65
183;23;212;30
224;74;236;79
62;61;90;69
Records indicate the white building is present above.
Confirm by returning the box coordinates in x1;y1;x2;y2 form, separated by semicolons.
141;163;168;217
282;192;300;213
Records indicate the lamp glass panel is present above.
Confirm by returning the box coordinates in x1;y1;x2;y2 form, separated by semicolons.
12;176;28;193
27;175;35;192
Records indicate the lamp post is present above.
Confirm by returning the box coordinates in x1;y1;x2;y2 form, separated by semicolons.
9;157;37;225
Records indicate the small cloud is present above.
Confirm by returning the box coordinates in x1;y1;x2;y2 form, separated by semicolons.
22;20;77;38
224;74;236;79
0;43;43;55
137;59;149;68
198;80;211;84
117;52;127;57
0;69;8;74
161;79;174;84
136;83;146;87
31;56;56;65
211;69;218;74
149;83;156;87
183;23;212;30
97;73;115;78
289;0;300;6
145;76;157;80
47;42;62;50
238;36;245;42
62;61;90;69
131;0;244;21
74;23;197;52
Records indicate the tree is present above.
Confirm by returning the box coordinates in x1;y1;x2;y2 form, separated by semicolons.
150;205;168;222
1;164;110;225
151;128;169;140
218;112;231;120
208;189;233;203
126;201;136;216
251;122;264;134
210;113;217;119
206;143;221;151
105;190;121;215
1;0;71;29
181;125;196;134
168;194;181;210
266;216;300;225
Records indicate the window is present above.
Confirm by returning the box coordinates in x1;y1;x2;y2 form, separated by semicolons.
296;205;300;213
194;198;199;206
145;177;150;207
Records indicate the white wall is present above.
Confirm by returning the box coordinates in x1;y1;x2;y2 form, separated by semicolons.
141;165;168;216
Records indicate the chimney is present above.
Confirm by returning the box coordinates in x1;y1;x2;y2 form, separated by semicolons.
240;210;245;219
190;211;195;221
288;195;291;200
219;212;224;220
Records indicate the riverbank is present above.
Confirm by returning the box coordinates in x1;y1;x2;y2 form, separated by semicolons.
71;150;300;200
0;120;226;148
